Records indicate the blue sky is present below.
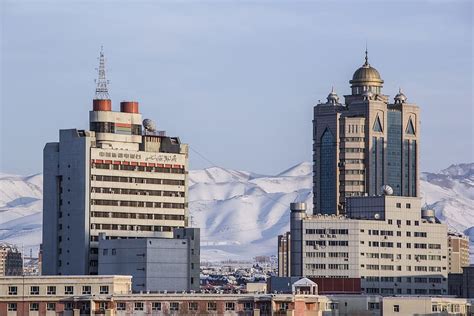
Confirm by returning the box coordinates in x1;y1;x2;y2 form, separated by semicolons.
1;0;472;175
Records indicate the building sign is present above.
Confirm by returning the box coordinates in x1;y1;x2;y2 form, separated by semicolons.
91;149;185;165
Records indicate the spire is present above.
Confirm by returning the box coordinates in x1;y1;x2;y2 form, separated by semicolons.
364;45;369;67
95;46;110;100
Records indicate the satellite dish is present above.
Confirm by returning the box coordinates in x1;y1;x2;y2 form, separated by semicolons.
381;185;393;196
143;119;156;132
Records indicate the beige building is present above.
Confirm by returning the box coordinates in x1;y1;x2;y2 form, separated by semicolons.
42;50;189;275
313;52;420;215
448;232;470;273
290;198;449;295
0;275;329;316
0;244;22;277
0;275;131;315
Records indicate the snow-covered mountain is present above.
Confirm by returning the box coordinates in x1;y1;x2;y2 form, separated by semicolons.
1;162;473;261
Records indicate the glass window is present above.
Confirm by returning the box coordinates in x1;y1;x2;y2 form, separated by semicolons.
225;302;235;311
65;286;74;295
100;285;109;294
393;305;400;312
117;302;126;310
188;302;198;311
244;302;253;311
30;303;39;311
30;286;40;295
8;286;17;295
320;128;336;213
47;286;56;295
134;302;144;311
208;302;217;311
82;286;91;294
152;302;161;311
47;303;56;311
8;303;17;311
170;302;179;311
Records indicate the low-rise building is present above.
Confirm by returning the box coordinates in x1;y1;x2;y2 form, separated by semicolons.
0;275;131;315
98;228;200;292
0;275;328;316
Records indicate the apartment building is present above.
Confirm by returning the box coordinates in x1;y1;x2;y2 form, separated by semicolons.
277;232;291;277
42;50;189;275
290;198;449;296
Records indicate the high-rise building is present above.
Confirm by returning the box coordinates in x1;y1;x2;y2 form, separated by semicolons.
288;53;449;296
42;50;189;275
447;232;470;273
277;232;291;277
0;244;22;276
313;52;420;215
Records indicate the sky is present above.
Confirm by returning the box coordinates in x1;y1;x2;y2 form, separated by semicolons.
1;0;473;176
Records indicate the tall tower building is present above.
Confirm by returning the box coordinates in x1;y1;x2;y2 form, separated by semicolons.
313;52;420;215
42;49;189;275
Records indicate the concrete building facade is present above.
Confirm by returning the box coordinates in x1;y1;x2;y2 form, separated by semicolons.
98;228;200;292
313;52;420;215
42;53;189;276
290;198;449;296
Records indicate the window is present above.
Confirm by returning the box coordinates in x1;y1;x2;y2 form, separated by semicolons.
112;249;116;255
117;302;126;311
8;286;17;295
103;249;108;255
99;302;107;311
8;303;17;311
393;305;400;312
30;303;39;311
65;286;74;294
396;203;401;208
30;286;40;295
279;302;289;311
100;285;109;294
65;302;73;310
244;302;253;311
406;203;411;209
226;302;235;311
134;302;144;311
47;286;56;295
368;302;380;310
170;302;179;311
82;286;91;294
208;302;217;311
406;220;411;225
188;302;198;311
388;219;393;224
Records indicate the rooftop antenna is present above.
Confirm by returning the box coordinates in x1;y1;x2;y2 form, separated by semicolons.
95;46;110;99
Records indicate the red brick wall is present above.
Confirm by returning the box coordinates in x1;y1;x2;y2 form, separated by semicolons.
310;277;361;294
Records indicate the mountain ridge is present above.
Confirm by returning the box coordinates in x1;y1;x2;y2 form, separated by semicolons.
0;162;472;261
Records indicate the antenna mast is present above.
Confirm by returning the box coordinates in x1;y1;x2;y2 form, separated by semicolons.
95;46;110;99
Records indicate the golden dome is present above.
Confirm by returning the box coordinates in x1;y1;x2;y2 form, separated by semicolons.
350;52;383;87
